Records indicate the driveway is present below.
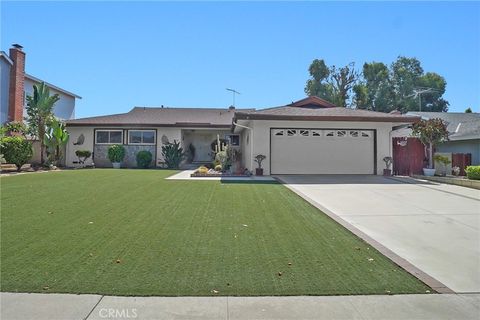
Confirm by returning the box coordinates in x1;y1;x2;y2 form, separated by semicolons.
277;175;480;293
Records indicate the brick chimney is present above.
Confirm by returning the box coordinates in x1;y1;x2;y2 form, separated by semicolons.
8;44;26;122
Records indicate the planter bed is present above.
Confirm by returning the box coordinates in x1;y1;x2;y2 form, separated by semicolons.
412;174;480;190
190;172;250;178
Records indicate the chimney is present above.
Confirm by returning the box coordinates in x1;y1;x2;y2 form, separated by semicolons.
8;44;26;122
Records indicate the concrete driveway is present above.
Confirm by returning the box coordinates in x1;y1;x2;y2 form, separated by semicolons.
277;175;480;293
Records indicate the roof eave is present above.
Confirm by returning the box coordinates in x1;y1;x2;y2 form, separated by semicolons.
25;73;82;99
66;122;232;128
234;113;420;123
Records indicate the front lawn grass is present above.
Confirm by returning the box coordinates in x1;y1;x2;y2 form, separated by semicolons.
0;169;431;296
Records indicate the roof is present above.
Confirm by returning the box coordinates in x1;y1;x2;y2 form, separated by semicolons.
25;73;82;99
66;107;249;127
0;51;13;65
234;97;420;123
406;111;480;140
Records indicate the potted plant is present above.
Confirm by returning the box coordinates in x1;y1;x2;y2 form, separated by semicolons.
383;156;393;176
452;166;461;176
411;118;449;177
108;144;125;168
254;154;266;176
433;154;451;177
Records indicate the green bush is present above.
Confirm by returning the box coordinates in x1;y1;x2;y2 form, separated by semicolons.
107;144;125;163
136;150;153;168
0;137;33;171
465;166;480;180
75;150;92;164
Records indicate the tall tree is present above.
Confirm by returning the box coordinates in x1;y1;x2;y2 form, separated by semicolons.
465;107;473;113
352;56;449;113
353;62;393;112
305;59;359;107
26;82;60;165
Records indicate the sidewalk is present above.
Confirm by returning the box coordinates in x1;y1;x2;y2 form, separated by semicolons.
1;292;479;320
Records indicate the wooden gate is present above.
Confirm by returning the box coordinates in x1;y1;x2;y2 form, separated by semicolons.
452;153;472;176
392;137;426;176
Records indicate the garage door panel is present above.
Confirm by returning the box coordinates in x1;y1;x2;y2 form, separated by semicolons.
271;129;374;174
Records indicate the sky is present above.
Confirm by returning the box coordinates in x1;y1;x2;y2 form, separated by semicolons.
1;1;479;118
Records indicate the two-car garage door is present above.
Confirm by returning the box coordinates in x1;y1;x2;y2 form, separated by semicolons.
270;128;375;174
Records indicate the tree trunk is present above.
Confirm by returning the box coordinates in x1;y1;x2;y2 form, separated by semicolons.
428;142;433;169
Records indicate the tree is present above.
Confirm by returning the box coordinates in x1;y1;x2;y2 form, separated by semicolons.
26;82;60;165
352;57;449;113
305;59;359;107
411;119;449;169
44;118;69;165
353;62;392;111
465;107;473;113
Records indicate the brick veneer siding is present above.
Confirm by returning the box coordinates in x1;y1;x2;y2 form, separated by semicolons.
8;47;26;122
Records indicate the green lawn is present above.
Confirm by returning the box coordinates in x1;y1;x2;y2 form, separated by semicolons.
0;169;431;296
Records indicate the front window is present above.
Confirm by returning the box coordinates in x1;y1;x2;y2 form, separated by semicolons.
95;130;123;144
226;134;240;146
128;130;156;145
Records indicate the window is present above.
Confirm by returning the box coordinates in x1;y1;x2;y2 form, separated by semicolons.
361;131;371;138
226;134;240;146
95;130;123;144
287;129;297;136
274;130;284;136
336;130;347;137
311;130;322;137
299;130;309;136
325;130;335;137
128;130;156;145
349;130;359;137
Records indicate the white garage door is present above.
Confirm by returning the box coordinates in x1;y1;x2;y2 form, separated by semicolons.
271;128;375;174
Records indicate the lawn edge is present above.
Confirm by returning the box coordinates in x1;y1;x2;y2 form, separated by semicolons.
274;176;455;294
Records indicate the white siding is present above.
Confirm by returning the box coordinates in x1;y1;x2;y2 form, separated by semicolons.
249;120;395;175
24;78;76;120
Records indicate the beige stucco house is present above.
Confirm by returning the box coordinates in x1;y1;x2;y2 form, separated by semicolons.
65;96;418;175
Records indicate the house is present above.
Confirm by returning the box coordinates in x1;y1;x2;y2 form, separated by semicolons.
393;111;480;166
65;96;418;174
0;44;81;124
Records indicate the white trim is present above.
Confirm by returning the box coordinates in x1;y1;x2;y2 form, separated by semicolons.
95;130;123;145
127;129;156;145
225;134;240;146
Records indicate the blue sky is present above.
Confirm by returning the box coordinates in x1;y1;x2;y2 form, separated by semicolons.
1;1;479;117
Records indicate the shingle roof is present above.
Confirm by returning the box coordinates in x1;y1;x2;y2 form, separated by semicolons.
235;106;419;123
406;111;480;140
67;107;249;127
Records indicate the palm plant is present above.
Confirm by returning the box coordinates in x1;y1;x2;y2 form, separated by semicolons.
26;82;60;165
44;118;69;165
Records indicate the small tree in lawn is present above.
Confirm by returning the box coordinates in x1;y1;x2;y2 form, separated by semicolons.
411;119;449;169
26;82;60;165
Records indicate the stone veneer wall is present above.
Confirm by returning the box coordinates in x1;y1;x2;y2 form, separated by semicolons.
93;145;156;168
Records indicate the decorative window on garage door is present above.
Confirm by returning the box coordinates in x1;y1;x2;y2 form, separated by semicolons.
273;129;285;136
287;129;297;136
361;131;372;137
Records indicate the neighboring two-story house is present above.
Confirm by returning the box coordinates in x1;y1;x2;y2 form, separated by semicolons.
0;44;81;124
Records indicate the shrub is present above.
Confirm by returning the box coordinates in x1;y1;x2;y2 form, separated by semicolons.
0;136;33;171
75;150;92;164
161;140;185;169
107;144;125;163
214;164;222;172
197;166;208;174
136;150;153;168
465;166;480;180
